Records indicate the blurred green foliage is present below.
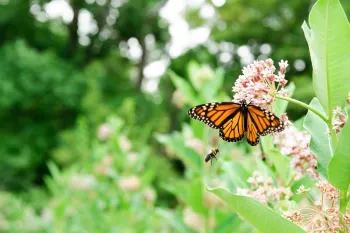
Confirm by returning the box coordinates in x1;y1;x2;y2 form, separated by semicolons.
0;0;349;232
0;40;85;190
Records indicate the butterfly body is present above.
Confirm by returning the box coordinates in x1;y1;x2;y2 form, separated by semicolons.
188;100;284;146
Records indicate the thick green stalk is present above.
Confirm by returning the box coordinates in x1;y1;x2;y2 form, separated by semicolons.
276;96;328;123
326;121;337;159
328;120;338;151
339;185;349;233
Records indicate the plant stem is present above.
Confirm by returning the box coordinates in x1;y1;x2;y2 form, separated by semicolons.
276;96;328;123
339;185;349;233
205;208;214;233
329;120;338;147
327;122;338;155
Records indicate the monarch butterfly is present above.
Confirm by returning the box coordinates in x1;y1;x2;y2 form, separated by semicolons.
205;148;220;165
188;100;285;146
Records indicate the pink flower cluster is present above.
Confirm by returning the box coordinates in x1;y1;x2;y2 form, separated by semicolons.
236;171;292;205
284;181;349;233
273;124;318;179
233;59;289;110
95;155;114;176
314;181;339;202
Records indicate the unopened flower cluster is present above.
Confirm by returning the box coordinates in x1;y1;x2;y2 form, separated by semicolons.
284;181;349;233
273;124;318;179
233;59;289;110
236;171;292;205
332;106;347;134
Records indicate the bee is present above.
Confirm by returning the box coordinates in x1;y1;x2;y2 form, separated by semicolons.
205;148;220;165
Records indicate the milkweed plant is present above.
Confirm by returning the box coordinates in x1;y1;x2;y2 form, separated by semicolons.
164;0;350;232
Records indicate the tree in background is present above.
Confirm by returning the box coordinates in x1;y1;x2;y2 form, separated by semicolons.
0;0;168;190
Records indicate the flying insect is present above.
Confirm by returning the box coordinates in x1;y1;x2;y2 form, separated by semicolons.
205;148;220;165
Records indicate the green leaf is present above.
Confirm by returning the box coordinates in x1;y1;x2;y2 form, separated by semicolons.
221;162;250;190
209;188;306;233
186;180;206;214
202;68;225;102
187;61;215;92
274;82;295;114
260;135;274;152
261;136;291;185
302;0;350;117
328;117;350;191
303;98;332;178
213;213;253;233
213;214;236;233
156;133;202;173
190;120;205;140
255;158;277;184
213;214;239;233
268;149;291;185
168;70;197;105
187;61;201;91
293;116;305;131
155;209;196;233
161;179;206;214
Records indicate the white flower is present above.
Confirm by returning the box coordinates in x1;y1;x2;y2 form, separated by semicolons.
118;135;132;151
98;123;112;141
118;175;140;191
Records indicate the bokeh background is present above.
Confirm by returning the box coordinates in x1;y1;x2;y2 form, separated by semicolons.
0;0;349;232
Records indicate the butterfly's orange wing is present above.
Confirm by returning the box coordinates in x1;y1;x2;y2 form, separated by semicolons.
218;110;245;142
246;112;260;146
246;105;285;146
188;102;240;129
